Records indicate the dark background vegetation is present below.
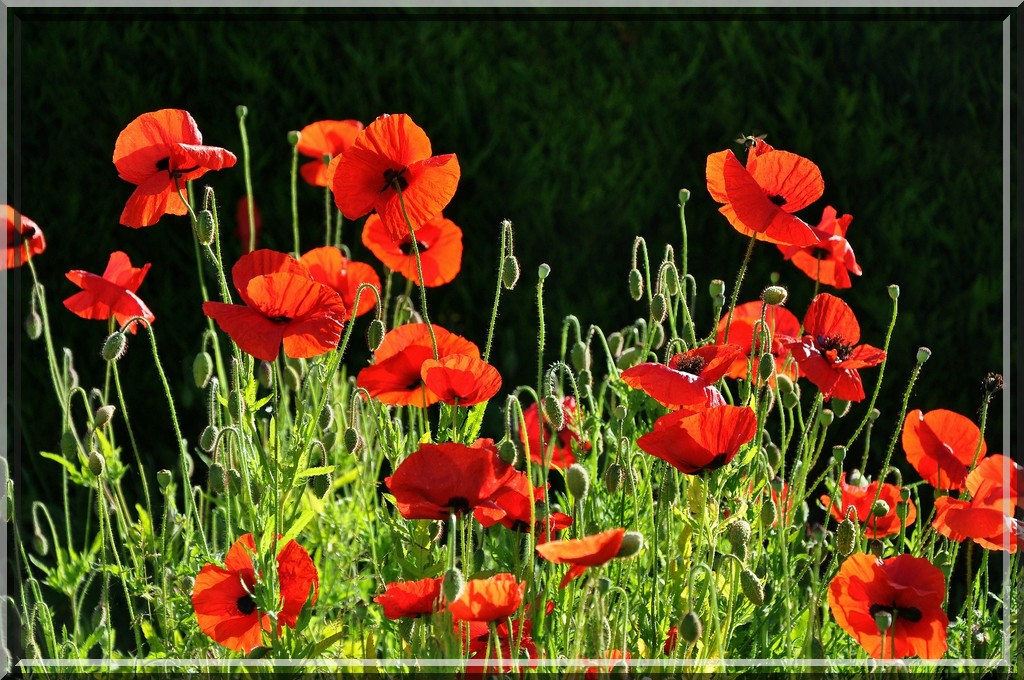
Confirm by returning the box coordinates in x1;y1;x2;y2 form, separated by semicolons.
6;7;1013;557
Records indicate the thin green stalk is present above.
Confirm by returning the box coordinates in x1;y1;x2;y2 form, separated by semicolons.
722;233;757;346
237;106;257;256
111;362;153;528
851;291;900;467
869;358;925;511
394;185;439;360
290;139;301;255
324;184;333;247
483;221;511;363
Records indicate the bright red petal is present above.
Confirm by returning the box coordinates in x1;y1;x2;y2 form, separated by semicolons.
203;301;286;362
802;293;860;344
375;154;461;241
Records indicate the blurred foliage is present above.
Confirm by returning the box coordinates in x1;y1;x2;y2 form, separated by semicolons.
7;8;1010;507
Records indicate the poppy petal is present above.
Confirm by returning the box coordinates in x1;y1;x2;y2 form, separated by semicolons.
202;301;287;362
231;249;311;308
376;154;462;241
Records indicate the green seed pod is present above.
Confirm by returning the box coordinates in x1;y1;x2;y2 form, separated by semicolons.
192;352;214;389
566;464;590;501
228;468;243;495
156;469;173;489
101;332;128;362
832;445;847;464
874;610;892;633
228;390;246;417
678;188;691;204
712;294;726;309
604;462;625;494
916;346;932;364
836;518;857;556
25;310;42;340
343;427;362;455
283;366;302;392
761;285;788;306
871;499;890;517
760;497;778;528
287;129;301;146
93;405;116;430
612;404;628;421
740;568;765;606
87;450;106;478
628;268;644;301
60;430;78;457
501;255;521;289
679;610;702;644
256;361;273;389
818;409;835;427
709;279;726;298
728;519;752;557
832;398;852;418
199;425;218;453
442;567;466;604
318;403;335;432
616;531;644;558
208;462;227;493
542;395;565;431
651;293;668;323
367;319;386;352
196;209;216;246
887;284;900;301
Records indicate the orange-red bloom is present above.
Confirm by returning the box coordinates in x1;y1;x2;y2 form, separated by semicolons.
385;440;518;520
331;113;460;241
828;553;948;659
535;527;626;588
636;405;757;475
931;454;1023;553
715;301;801;383
373;576;443;619
202;249;348;362
420;354;502;406
299;246;380;318
191;533;319;653
356;323;480;407
901;408;986;490
64;251;155;334
297;119;364;187
473;473;573;543
4;206;45;269
706;139;822;247
361;213;463;287
113;109;237;228
777;206;861;289
820;473;916;539
459;608;541;675
519;395;591;470
448;573;525;622
620;344;741;409
787;293;885;401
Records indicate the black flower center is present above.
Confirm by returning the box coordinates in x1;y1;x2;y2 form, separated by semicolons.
669;354;706;376
381;167;409;193
155;156;199;177
767;194;787;206
815;335;853;362
155;156;170;172
705;452;730;471
405;378;424;392
447;497;471;514
8;227;28;248
269;315;292;324
237;594;256;616
869;602;922;623
398;239;429;256
812;246;831;261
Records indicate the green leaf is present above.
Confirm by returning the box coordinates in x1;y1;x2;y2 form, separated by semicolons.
38;451;87;486
294;465;335;480
460;401;489;443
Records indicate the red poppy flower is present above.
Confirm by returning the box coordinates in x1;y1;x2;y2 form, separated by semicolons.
664;626;679;655
584;649;632;678
373;576;443;619
361;213;463;287
192;533;319;653
777;206;861;289
299;246;380;318
620;344;742;409
901;408;986;491
931;453;1023;553
296;119;364;187
535;527;626;588
113;109;237;228
715;301;801;383
786;293;886;401
705;140;822;247
420;354;502;406
637;405;757;475
459;612;540;675
448;573;525;622
966;453;1021;505
202;249;348;362
356;323;480;407
827;553;948;659
820;473;916;539
331;113;460;241
235;196;261;252
4;206;46;269
518;396;591;470
473;474;573;543
63;251;155;334
385;440;518;520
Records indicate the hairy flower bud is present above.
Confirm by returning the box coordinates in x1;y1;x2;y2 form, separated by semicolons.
740;568;765;606
318;404;335;432
442;567;466;604
101;332;128;362
192;352;214;389
728;519;752;561
283;366;302;392
663;265;680;297
367;318;386;352
228;390;246;417
628;268;644;301
679;610;702;644
87;450;105;478
502;255;520;289
758;355;775;383
760;497;778;528
343;427;362;455
651;293;668;323
566;464;590;501
199;425;218;453
208;462;227;493
93;405;116;430
604;462;625;494
542;395;565;431
25;310;42;340
571;341;591;373
616;531;644;558
497;438;518;465
836;518;857;556
761;285;788;306
775;374;794;396
766;443;782;474
256;361;273;389
196;209;216;246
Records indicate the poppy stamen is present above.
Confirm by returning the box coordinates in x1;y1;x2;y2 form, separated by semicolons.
669;354;706;375
236;594;256;615
381;167;410;193
155;157;170;171
767;194;787;206
269;315;292;324
446;497;472;514
816;334;853;362
398;239;429;256
812;246;831;261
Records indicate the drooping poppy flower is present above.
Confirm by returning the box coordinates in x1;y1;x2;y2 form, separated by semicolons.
235;196;261;252
931;453;1023;553
299;246;380;318
966;453;1021;504
518;395;591;470
63;251;155;334
420;354;502;406
777;206;861;289
356;322;480;407
715;301;801;383
385;440;518;520
373;576;443;619
705;139;822;247
192;533;319;653
448;573;525;622
331;113;461;241
786;293;886;402
663;626;679;655
4;206;46;269
827;553;948;659
620;344;742;410
637;405;757;475
296;119;365;187
202;249;348;362
820;473;916;539
113;109;237;228
901;408;986;491
535;527;626;588
361;213;463;287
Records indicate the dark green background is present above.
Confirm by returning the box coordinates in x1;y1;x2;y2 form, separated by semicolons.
7;8;1012;503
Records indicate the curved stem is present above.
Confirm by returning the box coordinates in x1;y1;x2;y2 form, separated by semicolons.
722;234;757;346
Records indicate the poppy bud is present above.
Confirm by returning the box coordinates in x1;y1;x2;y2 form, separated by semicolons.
793;501;809;527
496;438;518;466
101;332;128;362
679;610;702;644
93;405;116;430
616;531;644;558
871;499;890;517
502;255;521;290
836;518;857;557
887;284;900;301
208;462;227;493
916;346;932;364
627;268;644;301
728;519;751;560
228;468;243;495
228;390;246;417
566;464;590;501
542;395;565;431
193;352;214;389
775;374;794;395
678;188;691;204
537;263;551;281
607;332;624;357
358;317;383;351
818;409;835;427
650;293;668;323
284;366;302;392
766;443;782;473
256;361;273;389
760;497;778;528
868;408;880;422
5;479;13;522
322;429;338;453
310;469;332;499
25;310;42;340
60;430;78;457
319;404;335;432
663;265;680;297
33;530;48;556
287;130;301;146
199;425;218;453
236;105;248;119
874;610;892;633
604;463;625;494
761;285;788;306
616;346;643;371
156;469;172;489
868;539;884;557
781;390;799;410
343;427;362;455
196;209;216;246
740;568;764;606
87;450;105;478
612;404;628;421
571;341;591;373
895;501;910;521
758;355;775;384
832;445;847;465
442;568;465;604
708;280;725;298
650;322;666;350
183;452;195;479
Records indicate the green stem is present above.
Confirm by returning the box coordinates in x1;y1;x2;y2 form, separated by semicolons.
237;106;257;257
394;185;439;360
290;140;301;255
722;233;757;346
483;222;511;363
851;292;900;467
